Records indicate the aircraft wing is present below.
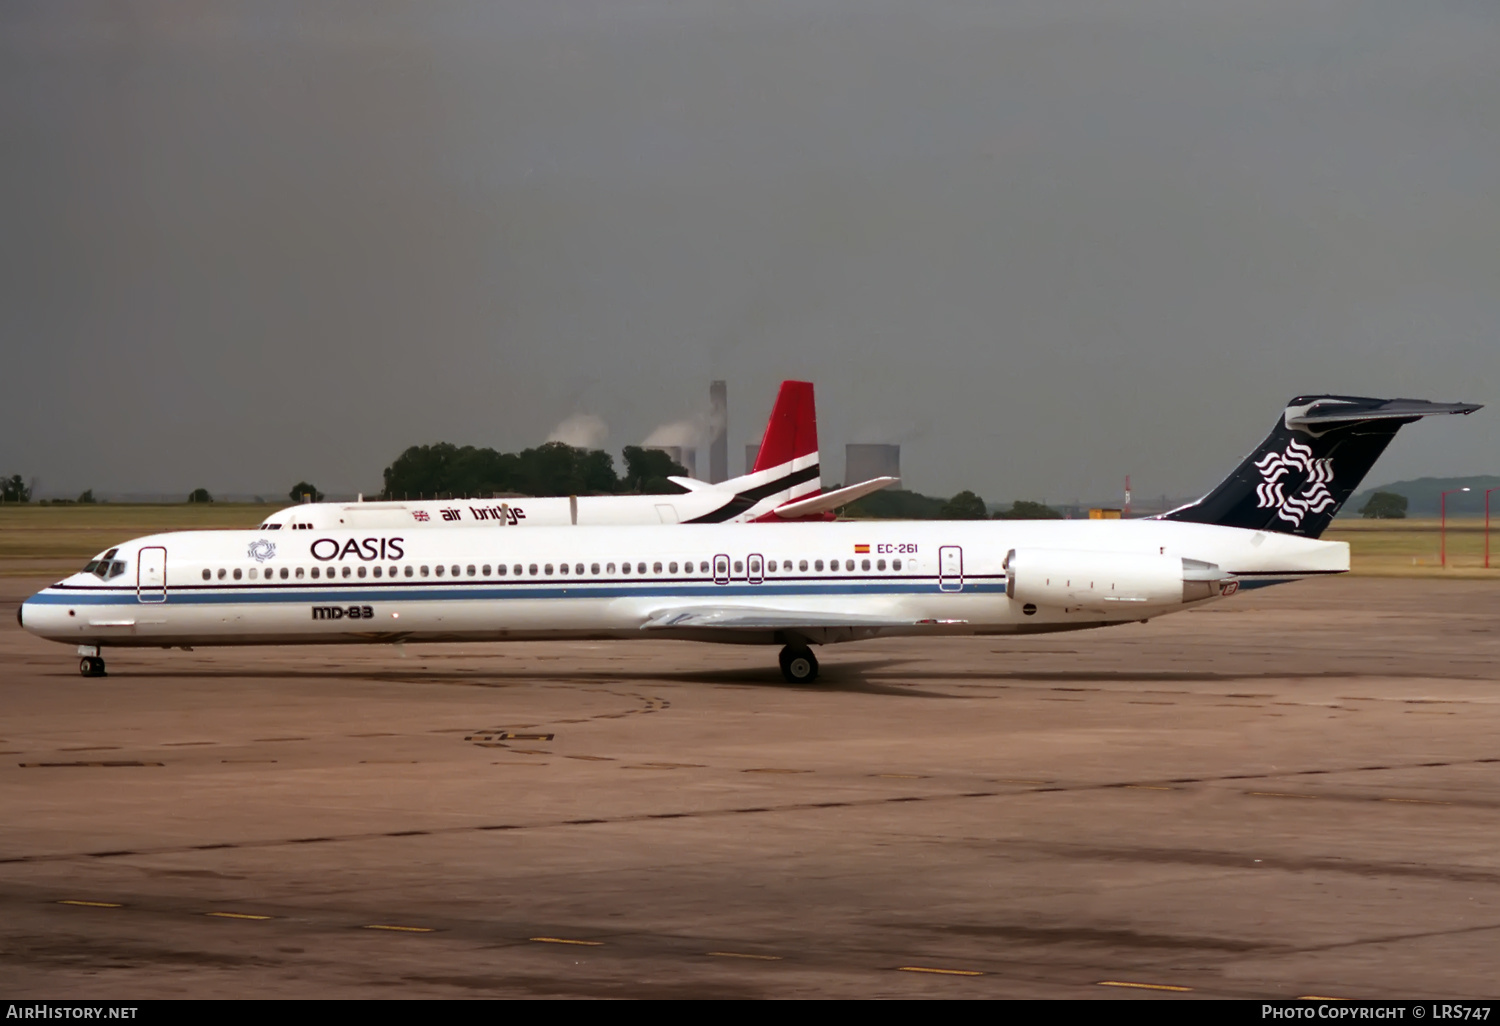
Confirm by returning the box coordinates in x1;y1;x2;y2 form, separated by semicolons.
771;477;900;519
640;605;963;630
667;476;719;492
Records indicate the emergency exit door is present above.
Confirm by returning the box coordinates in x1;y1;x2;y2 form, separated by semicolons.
938;545;964;592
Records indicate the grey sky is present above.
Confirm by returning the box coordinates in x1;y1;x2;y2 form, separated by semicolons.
2;0;1496;504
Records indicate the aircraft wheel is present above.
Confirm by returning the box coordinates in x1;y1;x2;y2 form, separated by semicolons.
778;645;819;684
79;657;106;678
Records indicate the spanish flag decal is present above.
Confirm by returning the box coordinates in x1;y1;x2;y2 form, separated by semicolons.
854;544;870;554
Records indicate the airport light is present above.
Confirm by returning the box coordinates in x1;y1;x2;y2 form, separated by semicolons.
1441;487;1470;568
1486;487;1499;570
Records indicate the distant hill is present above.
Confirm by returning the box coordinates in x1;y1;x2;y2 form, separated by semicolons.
1346;476;1500;517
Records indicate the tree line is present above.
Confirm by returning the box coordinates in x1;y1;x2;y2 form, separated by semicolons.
379;442;689;499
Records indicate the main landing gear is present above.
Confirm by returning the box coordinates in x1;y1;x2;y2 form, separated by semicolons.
778;644;819;685
79;656;107;678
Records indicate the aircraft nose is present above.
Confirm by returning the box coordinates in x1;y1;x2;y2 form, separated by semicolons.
15;603;22;629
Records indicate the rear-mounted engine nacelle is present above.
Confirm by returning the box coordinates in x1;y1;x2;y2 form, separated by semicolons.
1005;548;1234;612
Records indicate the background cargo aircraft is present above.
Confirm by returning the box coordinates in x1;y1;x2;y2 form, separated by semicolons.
259;381;897;532
19;396;1479;683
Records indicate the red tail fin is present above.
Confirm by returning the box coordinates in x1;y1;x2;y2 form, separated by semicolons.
752;381;817;472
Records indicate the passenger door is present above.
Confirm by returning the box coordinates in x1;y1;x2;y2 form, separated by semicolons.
746;553;764;584
137;546;167;603
938;545;964;593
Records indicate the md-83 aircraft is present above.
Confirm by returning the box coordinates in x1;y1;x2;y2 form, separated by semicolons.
19;395;1479;683
259;381;897;531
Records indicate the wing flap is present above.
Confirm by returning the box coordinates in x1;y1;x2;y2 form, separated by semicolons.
641;605;962;631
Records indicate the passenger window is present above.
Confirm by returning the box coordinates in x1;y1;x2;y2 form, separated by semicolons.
372;566;382;578
845;559;855;571
513;565;523;577
559;563;569;575
357;566;367;578
877;559;886;571
234;568;243;580
893;558;902;571
668;562;678;574
733;561;743;574
389;566;397;577
575;563;584;575
633;562;643;574
435;565;445;577
311;567;320;579
201;569;210;581
281;567;290;579
497;564;507;576
421;566;430;577
591;563;600;575
529;564;538;576
861;559;870;571
607;563;617;574
296;567;305;578
622;562;631;574
467;565;476;577
218;568;227;580
482;565;491;576
814;560;823;571
451;565;460;577
653;562;663;574
404;566;414;577
545;564;554;575
249;568;258;580
765;560;775;573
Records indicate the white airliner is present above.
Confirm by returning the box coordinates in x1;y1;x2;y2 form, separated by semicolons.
18;396;1479;683
260;381;897;531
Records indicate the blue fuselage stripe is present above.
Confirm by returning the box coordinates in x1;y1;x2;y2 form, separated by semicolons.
29;578;1006;606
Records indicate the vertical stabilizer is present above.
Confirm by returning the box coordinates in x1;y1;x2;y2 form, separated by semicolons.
1160;396;1481;538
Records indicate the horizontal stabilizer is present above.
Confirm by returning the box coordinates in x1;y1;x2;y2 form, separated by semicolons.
666;476;718;492
641;605;943;631
773;477;900;519
1286;398;1482;430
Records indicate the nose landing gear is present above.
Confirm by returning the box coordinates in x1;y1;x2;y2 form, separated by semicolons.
79;656;106;678
778;644;819;684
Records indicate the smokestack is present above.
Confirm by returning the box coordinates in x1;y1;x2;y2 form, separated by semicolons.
709;380;728;484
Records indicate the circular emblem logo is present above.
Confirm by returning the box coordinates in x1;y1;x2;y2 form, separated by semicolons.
248;539;277;563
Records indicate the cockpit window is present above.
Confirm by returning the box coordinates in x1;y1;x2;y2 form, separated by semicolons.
83;557;127;580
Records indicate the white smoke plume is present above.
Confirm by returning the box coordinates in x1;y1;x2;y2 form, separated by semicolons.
546;413;609;449
642;419;704;448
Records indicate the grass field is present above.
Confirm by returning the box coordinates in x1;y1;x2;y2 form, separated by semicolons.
0;504;277;574
0;505;1495;578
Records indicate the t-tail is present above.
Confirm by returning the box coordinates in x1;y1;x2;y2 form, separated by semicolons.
1160;396;1482;538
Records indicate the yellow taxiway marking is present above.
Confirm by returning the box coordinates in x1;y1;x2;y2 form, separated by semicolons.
1384;798;1453;805
1098;980;1193;992
205;912;273;920
1300;996;1347;1001
897;966;984;976
57;900;122;908
1249;791;1319;799
708;951;782;960
530;936;603;946
363;924;434;933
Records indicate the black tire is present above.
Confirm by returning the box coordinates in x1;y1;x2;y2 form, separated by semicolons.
79;657;92;677
779;645;819;684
